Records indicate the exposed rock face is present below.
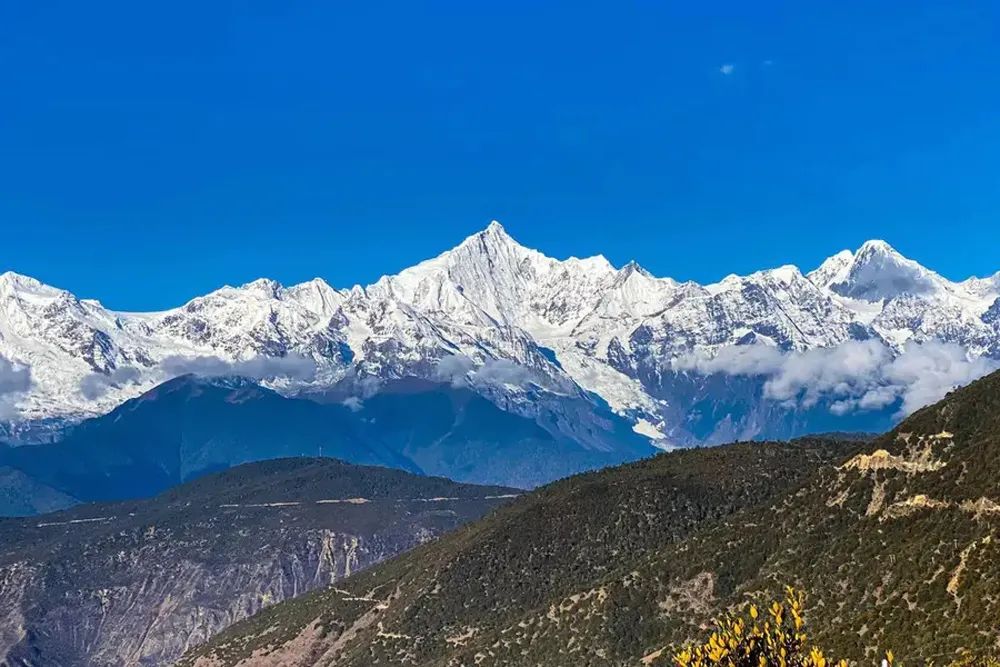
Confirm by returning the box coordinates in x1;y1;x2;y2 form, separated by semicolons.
3;530;380;666
0;458;516;666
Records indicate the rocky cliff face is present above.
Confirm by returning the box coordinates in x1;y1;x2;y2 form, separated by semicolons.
0;458;516;667
2;529;381;666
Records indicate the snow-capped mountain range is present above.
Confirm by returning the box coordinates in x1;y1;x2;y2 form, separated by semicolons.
2;221;999;445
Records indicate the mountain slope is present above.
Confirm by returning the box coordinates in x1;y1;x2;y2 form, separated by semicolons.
0;375;418;505
0;466;77;516
176;436;856;667
0;374;651;511
182;369;1000;666
314;377;655;488
0;457;517;667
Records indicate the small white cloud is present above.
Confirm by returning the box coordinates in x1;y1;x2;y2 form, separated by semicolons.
719;63;735;75
0;357;31;396
80;366;142;400
472;359;538;388
672;344;785;376
160;353;317;382
434;354;475;387
341;396;364;412
0;356;31;419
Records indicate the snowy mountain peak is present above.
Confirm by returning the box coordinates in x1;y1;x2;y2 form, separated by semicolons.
0;271;32;283
484;219;508;235
619;260;653;279
458;220;522;252
807;249;855;289
855;239;900;259
284;278;346;318
829;239;940;301
961;271;1000;300
0;271;56;297
762;264;804;286
3;228;1000;451
238;278;284;297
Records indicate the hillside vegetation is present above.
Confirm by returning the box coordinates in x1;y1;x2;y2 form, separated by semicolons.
178;437;855;666
182;369;1000;666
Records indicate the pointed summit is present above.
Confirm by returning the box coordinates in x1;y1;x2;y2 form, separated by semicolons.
828;240;940;301
238;278;284;298
0;271;47;291
438;221;530;264
460;220;522;252
484;219;506;234
0;271;69;303
618;260;654;280
855;239;901;259
807;249;854;289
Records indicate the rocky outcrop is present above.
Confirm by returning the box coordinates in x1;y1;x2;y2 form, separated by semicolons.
0;457;516;666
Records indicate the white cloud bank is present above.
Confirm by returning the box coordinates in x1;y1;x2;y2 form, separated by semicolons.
77;354;318;401
159;353;317;382
434;355;560;391
0;356;31;419
80;366;142;400
673;340;999;417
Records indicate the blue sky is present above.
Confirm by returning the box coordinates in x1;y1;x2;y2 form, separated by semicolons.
2;1;999;310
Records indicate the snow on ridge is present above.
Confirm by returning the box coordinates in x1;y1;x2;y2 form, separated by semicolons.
1;223;999;447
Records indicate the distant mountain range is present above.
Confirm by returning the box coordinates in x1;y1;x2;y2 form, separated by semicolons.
0;457;516;666
0;374;651;510
179;368;1000;666
2;222;998;448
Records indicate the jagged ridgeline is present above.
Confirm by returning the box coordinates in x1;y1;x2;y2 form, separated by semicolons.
0;458;517;667
180;369;1000;666
4;225;1000;453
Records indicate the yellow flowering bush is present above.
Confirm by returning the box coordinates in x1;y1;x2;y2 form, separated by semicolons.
669;588;860;667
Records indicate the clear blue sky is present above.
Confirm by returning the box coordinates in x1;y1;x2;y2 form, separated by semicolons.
2;1;999;310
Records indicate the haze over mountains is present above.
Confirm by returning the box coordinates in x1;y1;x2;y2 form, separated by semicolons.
0;374;652;508
2;222;998;449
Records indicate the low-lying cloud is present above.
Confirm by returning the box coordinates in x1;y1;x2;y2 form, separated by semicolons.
160;353;318;382
470;359;540;387
79;366;142;400
0;356;31;420
0;357;31;396
341;396;364;412
434;354;553;390
673;340;999;417
434;354;476;387
77;354;318;400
